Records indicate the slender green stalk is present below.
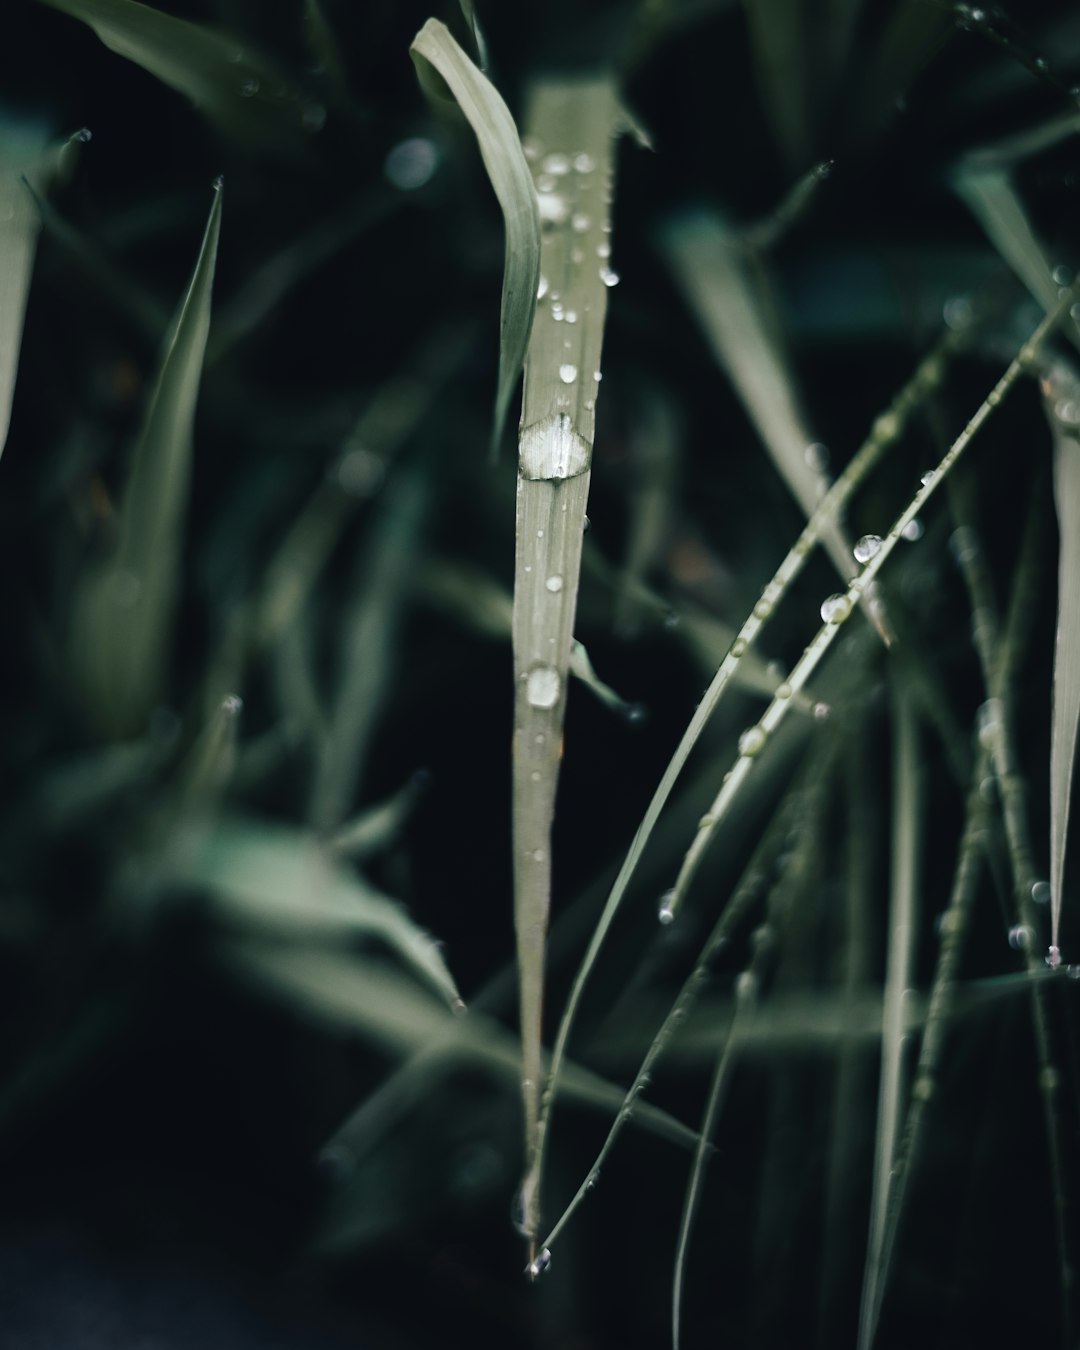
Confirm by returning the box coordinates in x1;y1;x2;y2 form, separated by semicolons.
512;76;622;1259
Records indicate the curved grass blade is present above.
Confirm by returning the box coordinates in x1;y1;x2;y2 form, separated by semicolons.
1043;373;1080;964
36;0;312;152
410;18;540;455
510;74;622;1254
71;183;222;738
176;815;462;1009
0;120;70;464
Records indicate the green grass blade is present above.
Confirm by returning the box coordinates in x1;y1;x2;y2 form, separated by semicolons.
857;680;921;1350
309;467;428;834
0;120;54;463
176;815;463;1009
744;0;810;167
1044;375;1080;964
458;0;490;69
71;183;222;738
410;18;540;454
36;0;312;152
510;74;621;1255
662;211;884;632
954;166;1063;320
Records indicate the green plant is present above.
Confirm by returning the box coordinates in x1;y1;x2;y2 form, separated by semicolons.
3;2;1079;1347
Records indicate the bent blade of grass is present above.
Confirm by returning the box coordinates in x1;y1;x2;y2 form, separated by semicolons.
36;0;311;152
410;18;540;455
662;211;888;636
71;184;222;738
1043;376;1080;963
511;74;622;1255
176;815;462;1008
664;284;1080;916
857;680;921;1350
0;120;63;464
538;328;958;1191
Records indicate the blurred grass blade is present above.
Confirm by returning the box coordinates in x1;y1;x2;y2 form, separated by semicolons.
328;773;429;861
0;120;60;463
662;211;883;632
303;0;354;112
744;0;810;168
852;0;950;147
954;166;1064;321
410;18;540;454
458;0;490;69
1043;370;1080;964
310;467;428;833
36;0;311;152
511;75;622;1254
568;640;637;719
615;387;679;637
72;183;222;737
177;816;462;1008
857;681;920;1350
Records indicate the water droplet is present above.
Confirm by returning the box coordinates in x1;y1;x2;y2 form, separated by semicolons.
542;152;570;175
593;370;603;382
1055;398;1080;427
853;534;882;563
624;702;647;726
1008;924;1032;950
535;173;557;192
212;174;224;191
1032;880;1051;905
950;526;978;566
600;268;620;287
735;970;757;1002
813;702;830;720
943;296;973;330
658;890;676;924
582;515;591;532
559;364;578;384
522;137;542;162
221;693;243;716
901;518;924;542
585;1169;599;1190
530;769;541;782
738;724;766;757
664;610;680;630
920;469;936;487
538;193;570;226
571;212;591;233
240;78;260;97
526;1247;552;1280
75;127;92;143
337;446;384;497
1053;264;1072;287
545;574;563;593
596;241;611;258
820;593;851;623
564;310;577;324
1047;944;1062;969
384;137;439;190
526;666;561;709
537;275;549;300
532;848;546;863
976;697;1002;749
573;151;595;174
805;442;829;472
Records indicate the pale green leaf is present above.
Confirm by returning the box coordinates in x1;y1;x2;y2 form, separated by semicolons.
71;184;222;737
410;18;540;453
36;0;312;152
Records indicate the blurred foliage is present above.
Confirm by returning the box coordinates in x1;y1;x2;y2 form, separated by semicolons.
2;1;1080;1347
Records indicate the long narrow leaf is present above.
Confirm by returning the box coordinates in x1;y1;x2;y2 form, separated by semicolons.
512;74;622;1256
36;0;312;152
1044;371;1080;963
410;18;540;453
71;184;222;737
